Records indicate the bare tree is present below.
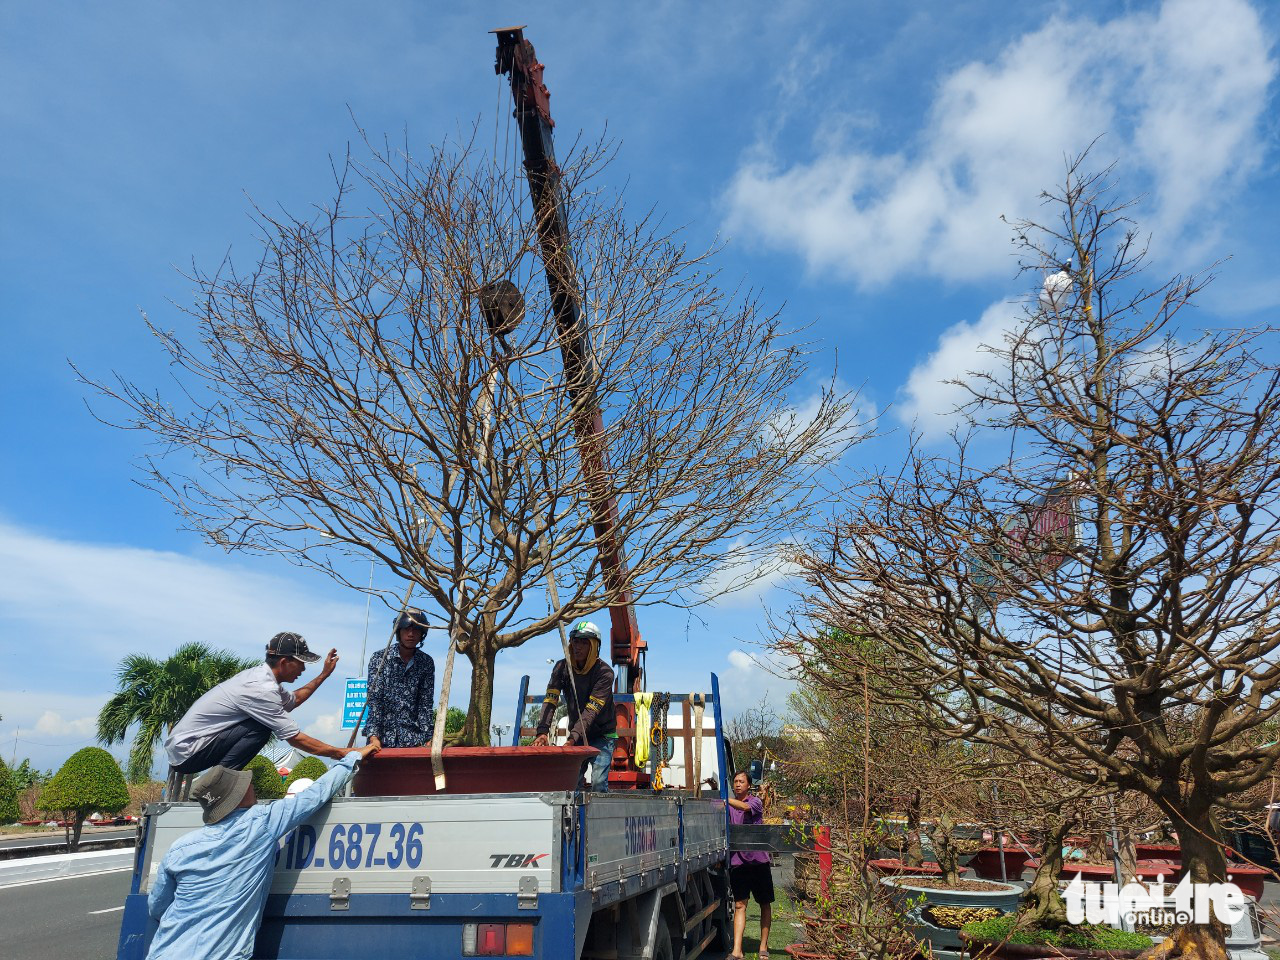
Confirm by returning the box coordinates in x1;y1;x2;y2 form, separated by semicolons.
786;157;1280;960
82;135;860;744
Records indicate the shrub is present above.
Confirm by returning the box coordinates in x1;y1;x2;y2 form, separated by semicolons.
962;912;1152;951
245;756;286;800
445;707;465;734
38;747;129;850
284;757;329;790
0;762;19;824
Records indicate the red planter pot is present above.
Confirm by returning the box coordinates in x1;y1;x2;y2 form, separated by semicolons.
1226;864;1271;900
970;847;1034;880
1133;860;1181;882
352;745;599;796
1134;843;1180;862
1058;862;1116;881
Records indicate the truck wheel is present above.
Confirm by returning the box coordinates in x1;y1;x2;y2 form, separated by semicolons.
653;919;675;960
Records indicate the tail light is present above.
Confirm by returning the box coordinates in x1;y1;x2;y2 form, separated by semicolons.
505;923;534;955
462;922;534;956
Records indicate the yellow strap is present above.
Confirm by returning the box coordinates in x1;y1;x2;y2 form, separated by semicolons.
634;692;652;767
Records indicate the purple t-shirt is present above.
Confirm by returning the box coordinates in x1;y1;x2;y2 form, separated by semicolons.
728;794;770;866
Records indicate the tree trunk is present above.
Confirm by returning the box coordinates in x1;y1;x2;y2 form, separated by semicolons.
1137;797;1229;960
460;646;497;746
69;811;86;853
905;789;924;867
1116;821;1139;885
1022;816;1071;929
932;814;961;885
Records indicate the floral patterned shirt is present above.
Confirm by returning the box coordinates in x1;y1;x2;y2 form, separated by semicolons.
362;647;435;748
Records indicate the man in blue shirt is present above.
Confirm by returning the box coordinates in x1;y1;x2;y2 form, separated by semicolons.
146;742;378;960
363;609;436;749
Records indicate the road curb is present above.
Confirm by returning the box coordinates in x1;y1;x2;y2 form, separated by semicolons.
0;834;136;861
0;848;134;887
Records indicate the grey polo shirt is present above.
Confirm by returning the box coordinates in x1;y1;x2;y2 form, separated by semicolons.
164;663;300;766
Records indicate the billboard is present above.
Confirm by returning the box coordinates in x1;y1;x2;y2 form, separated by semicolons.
972;480;1077;611
342;678;368;729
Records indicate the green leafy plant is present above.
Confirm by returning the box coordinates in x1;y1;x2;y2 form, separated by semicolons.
0;762;19;824
962;912;1151;951
445;707;466;734
283;757;328;790
245;756;286;801
97;643;257;782
38;747;129;850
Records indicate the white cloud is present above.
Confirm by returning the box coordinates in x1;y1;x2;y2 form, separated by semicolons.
0;519;371;771
698;540;801;609
897;298;1023;437
724;0;1275;287
0;519;367;663
33;710;97;737
306;711;345;740
714;647;798;718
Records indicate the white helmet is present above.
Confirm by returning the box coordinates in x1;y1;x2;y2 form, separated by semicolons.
569;620;601;641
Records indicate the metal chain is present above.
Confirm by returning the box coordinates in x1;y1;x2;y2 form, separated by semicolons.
651;692;671;790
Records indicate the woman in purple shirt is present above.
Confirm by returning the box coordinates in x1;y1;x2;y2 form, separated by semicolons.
727;770;774;959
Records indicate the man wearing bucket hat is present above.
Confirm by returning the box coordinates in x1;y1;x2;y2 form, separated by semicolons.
145;742;378;959
165;632;353;778
532;620;617;791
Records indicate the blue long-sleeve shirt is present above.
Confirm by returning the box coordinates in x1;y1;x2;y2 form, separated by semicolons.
146;753;359;960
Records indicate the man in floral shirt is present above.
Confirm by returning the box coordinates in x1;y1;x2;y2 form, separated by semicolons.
362;609;436;749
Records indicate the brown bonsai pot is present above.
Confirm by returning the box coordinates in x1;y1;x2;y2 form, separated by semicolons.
970;847;1033;880
868;857;943;876
352;745;599;795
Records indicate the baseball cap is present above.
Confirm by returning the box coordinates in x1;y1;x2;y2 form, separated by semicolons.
266;631;320;663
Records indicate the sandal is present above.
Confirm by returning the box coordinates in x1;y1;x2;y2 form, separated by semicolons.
759;952;771;960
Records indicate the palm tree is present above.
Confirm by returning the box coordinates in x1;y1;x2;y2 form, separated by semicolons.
97;642;257;782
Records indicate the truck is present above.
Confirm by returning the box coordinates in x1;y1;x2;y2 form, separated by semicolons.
116;679;737;960
116;26;775;959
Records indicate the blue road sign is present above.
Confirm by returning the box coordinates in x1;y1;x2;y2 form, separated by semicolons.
342;677;368;729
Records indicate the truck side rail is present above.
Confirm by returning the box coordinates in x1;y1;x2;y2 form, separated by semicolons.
511;674;729;797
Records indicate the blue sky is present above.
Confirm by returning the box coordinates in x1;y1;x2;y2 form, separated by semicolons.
2;0;1276;773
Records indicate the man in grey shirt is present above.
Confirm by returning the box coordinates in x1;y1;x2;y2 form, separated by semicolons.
166;633;355;775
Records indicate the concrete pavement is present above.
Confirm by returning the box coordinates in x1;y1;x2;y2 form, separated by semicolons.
0;868;131;960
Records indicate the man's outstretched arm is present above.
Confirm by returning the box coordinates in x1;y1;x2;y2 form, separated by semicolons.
291;649;339;708
264;745;379;839
288;731;364;761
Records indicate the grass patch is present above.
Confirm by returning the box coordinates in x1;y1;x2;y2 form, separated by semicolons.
962;913;1151;951
740;889;804;955
0;824;59;836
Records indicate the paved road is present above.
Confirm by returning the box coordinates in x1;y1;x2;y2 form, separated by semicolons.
0;868;131;960
0;828;134;852
4;861;1273;960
